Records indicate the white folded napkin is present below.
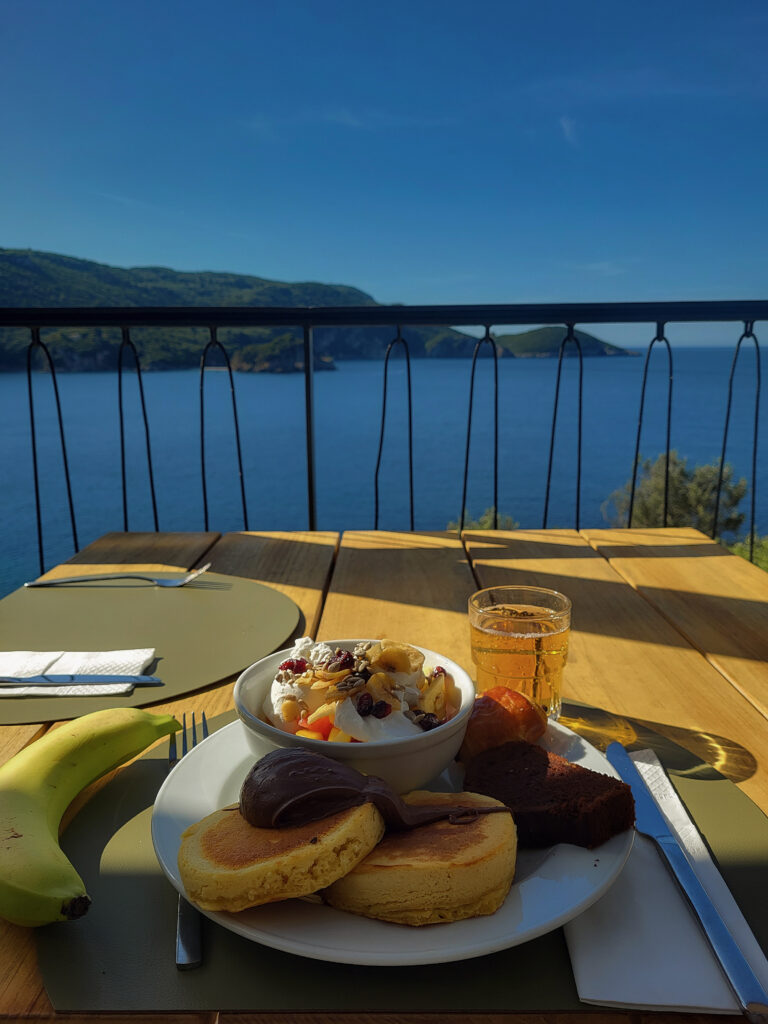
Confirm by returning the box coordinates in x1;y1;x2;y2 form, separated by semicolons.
564;749;768;1013
0;649;156;697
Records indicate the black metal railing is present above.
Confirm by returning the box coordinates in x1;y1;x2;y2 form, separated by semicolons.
374;328;414;531
117;327;158;531
1;300;765;573
629;324;674;529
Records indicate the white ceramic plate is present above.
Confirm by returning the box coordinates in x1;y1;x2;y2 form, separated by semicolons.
151;720;633;966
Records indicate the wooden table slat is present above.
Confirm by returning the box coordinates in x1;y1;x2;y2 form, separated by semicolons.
317;531;478;671
582;527;768;722
205;531;339;640
52;531;221;574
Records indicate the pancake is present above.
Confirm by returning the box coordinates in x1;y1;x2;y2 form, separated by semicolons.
178;801;385;912
322;791;516;925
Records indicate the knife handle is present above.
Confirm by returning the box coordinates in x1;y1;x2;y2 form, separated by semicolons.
657;835;768;1023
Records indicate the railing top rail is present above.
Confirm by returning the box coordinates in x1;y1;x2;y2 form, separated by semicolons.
1;300;767;330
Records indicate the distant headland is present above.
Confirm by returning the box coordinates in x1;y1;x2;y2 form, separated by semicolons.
0;248;637;372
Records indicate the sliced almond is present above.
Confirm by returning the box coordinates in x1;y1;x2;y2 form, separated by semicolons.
310;667;352;689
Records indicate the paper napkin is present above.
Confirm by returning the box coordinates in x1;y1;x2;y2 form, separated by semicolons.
0;649;156;697
564;749;768;1013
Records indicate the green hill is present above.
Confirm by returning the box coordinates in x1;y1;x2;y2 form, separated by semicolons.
0;248;378;308
0;249;635;371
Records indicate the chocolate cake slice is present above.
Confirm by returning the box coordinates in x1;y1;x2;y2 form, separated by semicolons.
463;741;635;849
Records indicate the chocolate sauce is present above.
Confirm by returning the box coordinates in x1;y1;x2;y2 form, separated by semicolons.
239;747;507;832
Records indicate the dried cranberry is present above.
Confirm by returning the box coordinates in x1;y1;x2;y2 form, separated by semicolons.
433;666;446;675
356;692;374;717
419;712;441;731
372;700;391;719
279;657;308;673
328;649;355;672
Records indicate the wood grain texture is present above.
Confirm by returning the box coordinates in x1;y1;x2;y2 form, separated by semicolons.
218;1015;708;1024
203;531;338;640
316;531;477;672
0;723;48;767
582;527;768;721
464;528;768;813
17;1017;218;1024
219;1016;740;1024
50;531;220;573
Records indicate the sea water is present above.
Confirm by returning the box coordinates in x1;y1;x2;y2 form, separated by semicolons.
0;347;764;596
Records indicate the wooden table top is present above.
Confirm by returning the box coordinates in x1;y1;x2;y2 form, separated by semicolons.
1;526;766;1024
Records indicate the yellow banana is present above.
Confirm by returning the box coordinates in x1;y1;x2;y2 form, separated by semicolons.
0;706;179;927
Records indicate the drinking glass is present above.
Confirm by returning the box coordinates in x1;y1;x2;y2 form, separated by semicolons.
468;585;571;719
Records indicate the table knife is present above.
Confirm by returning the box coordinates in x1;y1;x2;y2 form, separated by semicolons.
0;674;162;687
606;742;768;1023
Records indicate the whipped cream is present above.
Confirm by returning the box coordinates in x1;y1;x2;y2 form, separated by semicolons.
334;695;422;741
262;637;456;743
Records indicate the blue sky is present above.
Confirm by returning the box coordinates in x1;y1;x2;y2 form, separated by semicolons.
2;0;767;344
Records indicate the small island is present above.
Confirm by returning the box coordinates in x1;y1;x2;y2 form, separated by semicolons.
494;326;634;358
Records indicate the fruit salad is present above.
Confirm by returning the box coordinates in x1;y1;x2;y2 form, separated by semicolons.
262;638;460;742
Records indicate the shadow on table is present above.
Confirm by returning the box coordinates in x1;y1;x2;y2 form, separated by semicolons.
560;700;758;785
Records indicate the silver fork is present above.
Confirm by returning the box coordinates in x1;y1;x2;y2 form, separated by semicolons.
24;562;211;588
169;711;209;970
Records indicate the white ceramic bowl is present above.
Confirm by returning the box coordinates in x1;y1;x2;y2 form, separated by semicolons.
233;639;475;793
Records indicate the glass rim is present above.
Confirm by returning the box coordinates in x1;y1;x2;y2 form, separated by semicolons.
468;584;571;617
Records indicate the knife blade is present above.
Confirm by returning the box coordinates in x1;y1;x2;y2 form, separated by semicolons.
0;674;162;687
606;742;768;1023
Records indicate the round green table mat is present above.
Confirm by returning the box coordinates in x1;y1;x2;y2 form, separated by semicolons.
0;573;300;724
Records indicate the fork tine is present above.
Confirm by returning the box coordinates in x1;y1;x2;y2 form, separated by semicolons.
191;711;197;748
181;712;188;758
201;710;209;740
186;562;211;583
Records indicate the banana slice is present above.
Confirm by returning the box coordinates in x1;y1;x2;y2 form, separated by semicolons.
365;672;401;707
366;640;424;678
419;673;447;718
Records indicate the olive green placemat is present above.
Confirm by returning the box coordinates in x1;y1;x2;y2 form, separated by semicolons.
0;574;300;725
36;708;768;1014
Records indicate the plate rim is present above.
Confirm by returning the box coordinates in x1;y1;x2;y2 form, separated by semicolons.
151;719;634;965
